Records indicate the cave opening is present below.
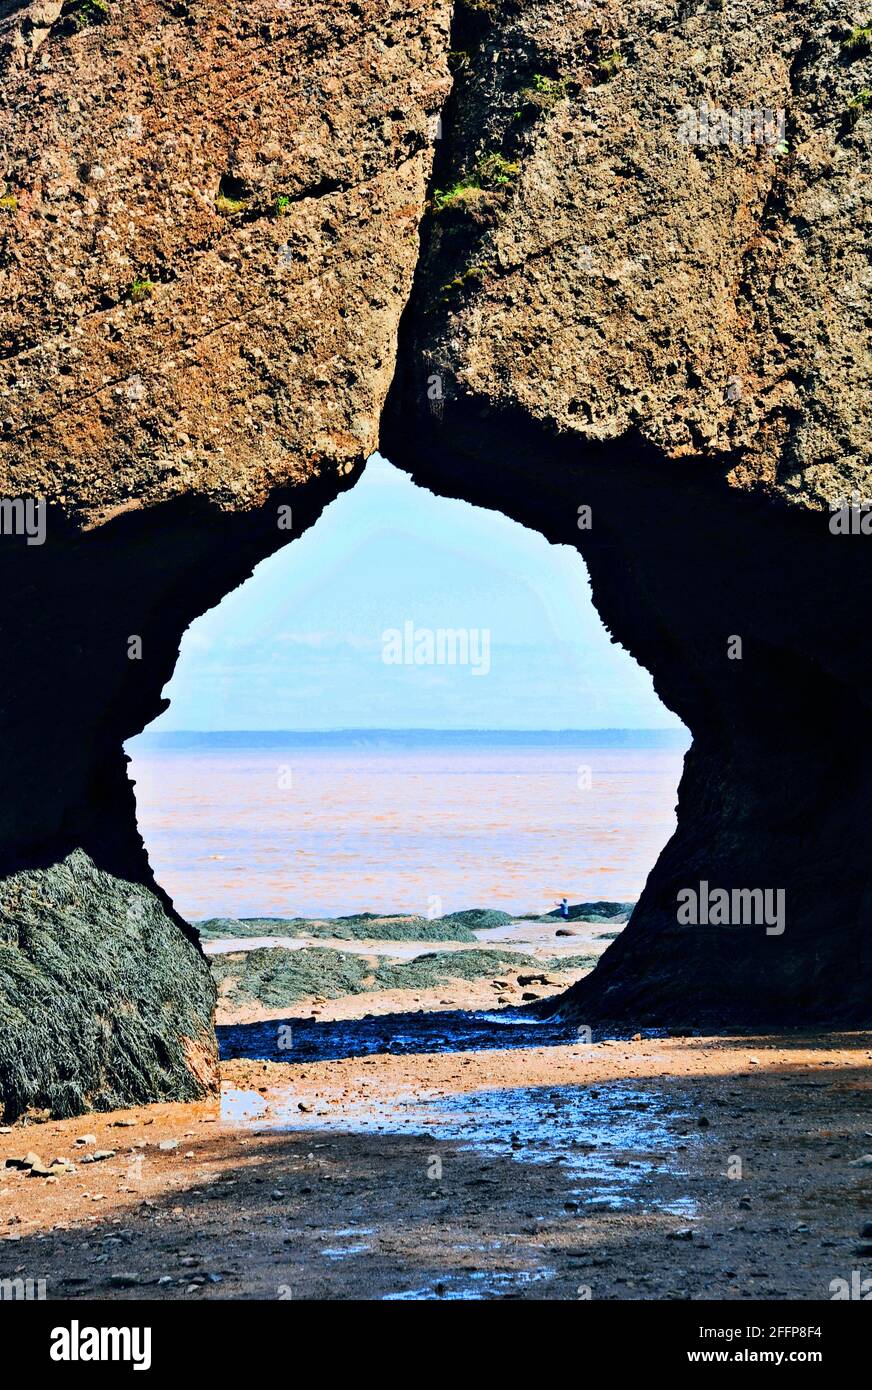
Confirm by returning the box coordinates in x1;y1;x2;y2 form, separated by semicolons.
126;454;688;949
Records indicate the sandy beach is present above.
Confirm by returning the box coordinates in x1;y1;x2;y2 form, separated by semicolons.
3;921;871;1301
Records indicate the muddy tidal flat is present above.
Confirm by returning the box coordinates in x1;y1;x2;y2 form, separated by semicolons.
2;911;871;1303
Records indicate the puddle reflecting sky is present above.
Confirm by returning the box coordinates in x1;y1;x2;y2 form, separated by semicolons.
223;1080;700;1216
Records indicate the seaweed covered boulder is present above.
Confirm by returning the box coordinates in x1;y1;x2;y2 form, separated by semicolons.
0;851;217;1122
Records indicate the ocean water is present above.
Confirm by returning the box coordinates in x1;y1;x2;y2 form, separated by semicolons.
125;730;689;923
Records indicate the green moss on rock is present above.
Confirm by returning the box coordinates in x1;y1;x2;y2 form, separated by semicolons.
0;851;217;1122
197;914;482;943
212;943;596;1009
61;0;111;30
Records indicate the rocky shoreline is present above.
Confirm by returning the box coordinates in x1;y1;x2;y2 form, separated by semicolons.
195;902;634;940
202;903;633;1024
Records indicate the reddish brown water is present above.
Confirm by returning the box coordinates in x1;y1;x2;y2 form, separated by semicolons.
128;734;687;921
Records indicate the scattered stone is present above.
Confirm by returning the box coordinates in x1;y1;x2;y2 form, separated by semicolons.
158;1139;179;1151
668;1228;695;1241
75;1135;97;1146
5;1153;40;1171
108;1272;140;1287
80;1150;116;1164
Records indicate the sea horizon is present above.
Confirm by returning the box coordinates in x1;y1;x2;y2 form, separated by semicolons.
130;727;690;749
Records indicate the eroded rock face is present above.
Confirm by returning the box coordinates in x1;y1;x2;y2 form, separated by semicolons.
0;0;451;522
384;0;872;1024
0;0;450;1116
388;0;870;507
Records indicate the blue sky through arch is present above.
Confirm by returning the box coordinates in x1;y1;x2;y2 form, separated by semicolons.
147;455;684;732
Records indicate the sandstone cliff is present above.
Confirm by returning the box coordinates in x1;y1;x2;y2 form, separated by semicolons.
387;0;871;509
0;0;451;1118
384;0;872;1026
0;0;869;1117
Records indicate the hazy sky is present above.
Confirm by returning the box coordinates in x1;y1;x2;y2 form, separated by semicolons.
149;455;682;731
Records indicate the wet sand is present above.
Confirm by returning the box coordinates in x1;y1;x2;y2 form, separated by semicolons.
2;1016;871;1300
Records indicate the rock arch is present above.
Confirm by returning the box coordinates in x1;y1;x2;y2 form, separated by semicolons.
0;0;868;1117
